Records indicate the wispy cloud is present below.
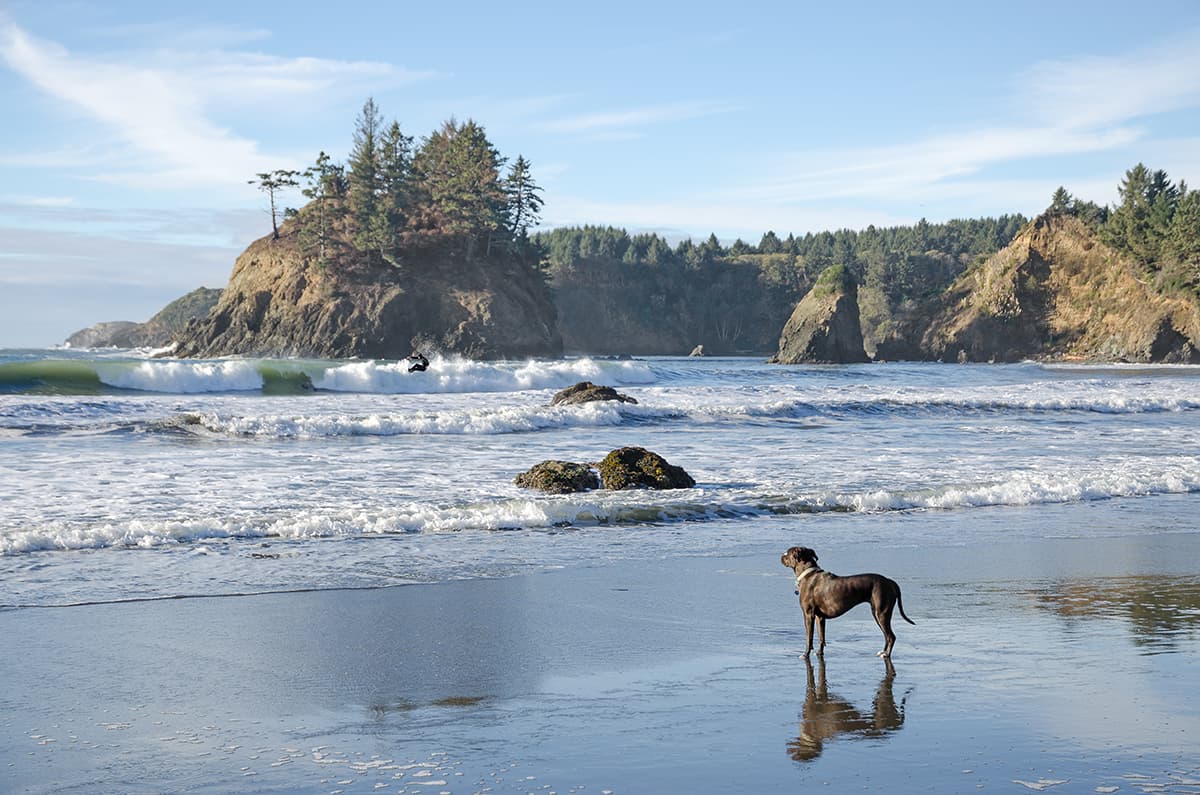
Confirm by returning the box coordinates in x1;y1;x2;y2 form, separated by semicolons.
739;124;1141;204
1021;29;1200;128
539;100;734;136
0;18;430;187
737;29;1200;209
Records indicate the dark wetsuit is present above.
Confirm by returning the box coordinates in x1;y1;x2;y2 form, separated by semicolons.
408;354;429;373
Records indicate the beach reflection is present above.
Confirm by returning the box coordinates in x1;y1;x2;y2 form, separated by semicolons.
787;658;906;763
1026;575;1200;653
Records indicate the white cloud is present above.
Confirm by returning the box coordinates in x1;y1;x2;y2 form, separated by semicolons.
731;30;1200;212
1021;30;1200;128
0;19;427;187
540;100;735;135
739;124;1142;205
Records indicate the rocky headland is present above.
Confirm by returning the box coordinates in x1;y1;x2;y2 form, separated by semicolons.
66;288;222;349
861;213;1200;363
171;220;561;360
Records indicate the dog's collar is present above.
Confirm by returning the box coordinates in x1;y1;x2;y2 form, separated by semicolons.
795;566;822;587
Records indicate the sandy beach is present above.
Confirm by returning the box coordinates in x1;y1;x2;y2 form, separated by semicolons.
3;498;1199;794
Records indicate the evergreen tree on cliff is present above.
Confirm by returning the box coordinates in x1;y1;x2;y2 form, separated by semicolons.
348;98;386;257
505;155;542;243
299;151;346;267
378;120;414;261
411;118;507;258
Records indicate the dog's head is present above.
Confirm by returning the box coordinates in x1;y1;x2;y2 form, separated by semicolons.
781;546;819;571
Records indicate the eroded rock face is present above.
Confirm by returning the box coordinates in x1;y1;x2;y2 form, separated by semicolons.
514;460;600;494
770;265;870;364
921;214;1200;363
596;446;695;490
549;381;638;406
172;223;561;360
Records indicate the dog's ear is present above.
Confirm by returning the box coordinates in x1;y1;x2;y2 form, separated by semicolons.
798;547;817;563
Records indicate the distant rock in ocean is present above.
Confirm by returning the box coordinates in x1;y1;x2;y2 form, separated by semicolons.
770;265;870;364
66;288;222;349
549;381;638;406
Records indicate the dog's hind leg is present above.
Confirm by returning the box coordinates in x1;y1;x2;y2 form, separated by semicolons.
874;604;897;658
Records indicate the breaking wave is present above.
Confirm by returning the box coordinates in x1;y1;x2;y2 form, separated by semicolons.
0;355;656;396
6;458;1198;555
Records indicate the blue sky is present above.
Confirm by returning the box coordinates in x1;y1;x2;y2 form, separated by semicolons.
3;1;1200;347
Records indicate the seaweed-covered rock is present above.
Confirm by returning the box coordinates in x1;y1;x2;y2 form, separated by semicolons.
514;460;600;494
550;381;638;406
597;446;695;490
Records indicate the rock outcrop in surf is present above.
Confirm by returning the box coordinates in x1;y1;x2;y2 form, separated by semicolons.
770;265;870;364
514;447;694;493
549;381;638;406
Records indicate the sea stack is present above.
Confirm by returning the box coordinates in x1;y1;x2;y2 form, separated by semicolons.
770;265;870;364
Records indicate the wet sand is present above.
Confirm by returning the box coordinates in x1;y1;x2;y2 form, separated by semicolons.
3;505;1200;794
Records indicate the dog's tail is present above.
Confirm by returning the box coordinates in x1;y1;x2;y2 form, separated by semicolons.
897;587;916;625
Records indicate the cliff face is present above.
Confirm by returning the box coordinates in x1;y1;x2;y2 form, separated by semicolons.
550;257;802;355
770;265;870;364
920;214;1200;362
173;224;561;360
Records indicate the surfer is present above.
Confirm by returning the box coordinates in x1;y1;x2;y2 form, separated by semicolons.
407;352;429;373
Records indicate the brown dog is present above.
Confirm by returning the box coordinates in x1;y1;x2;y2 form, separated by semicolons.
781;546;915;658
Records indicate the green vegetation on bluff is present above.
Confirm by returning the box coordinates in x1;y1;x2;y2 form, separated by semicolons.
1052;163;1200;296
252;98;546;277
536;216;1027;354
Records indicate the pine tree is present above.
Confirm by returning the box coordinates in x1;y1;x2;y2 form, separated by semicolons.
248;169;301;239
299;151;346;266
1167;189;1200;264
505;155;543;243
348;98;384;254
1049;186;1073;213
411;118;507;257
377;120;413;263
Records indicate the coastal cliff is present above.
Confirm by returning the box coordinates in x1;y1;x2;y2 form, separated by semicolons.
172;221;561;360
919;214;1200;362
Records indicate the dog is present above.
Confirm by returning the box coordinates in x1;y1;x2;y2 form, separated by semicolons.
781;546;915;658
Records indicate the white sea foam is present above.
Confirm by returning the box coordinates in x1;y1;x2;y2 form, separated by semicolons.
5;459;1199;555
313;356;656;394
191;401;636;437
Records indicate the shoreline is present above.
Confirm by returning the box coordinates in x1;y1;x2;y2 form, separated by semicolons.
4;520;1199;794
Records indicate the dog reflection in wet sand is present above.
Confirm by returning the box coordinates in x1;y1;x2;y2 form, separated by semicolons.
781;546;916;658
788;658;906;762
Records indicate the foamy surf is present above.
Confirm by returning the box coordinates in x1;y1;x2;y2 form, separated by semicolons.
0;355;656;395
6;457;1199;555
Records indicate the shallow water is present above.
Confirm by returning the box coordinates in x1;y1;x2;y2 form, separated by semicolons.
2;523;1197;794
4;352;1200;608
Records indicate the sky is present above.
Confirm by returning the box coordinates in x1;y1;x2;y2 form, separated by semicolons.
2;1;1200;347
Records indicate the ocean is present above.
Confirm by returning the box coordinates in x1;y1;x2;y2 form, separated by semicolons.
3;349;1199;609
